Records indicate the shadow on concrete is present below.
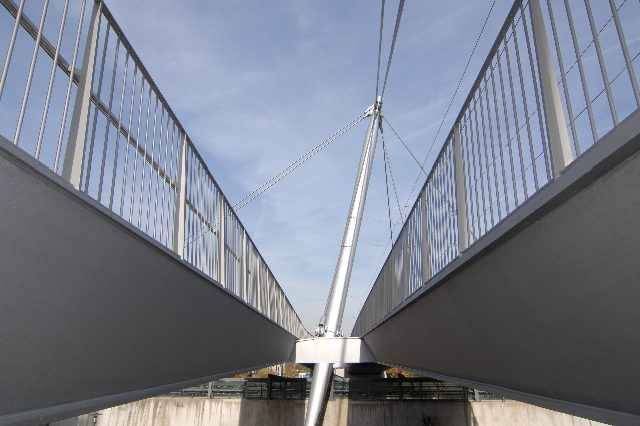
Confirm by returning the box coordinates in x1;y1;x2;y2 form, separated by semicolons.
235;399;481;426
238;399;305;426
334;400;479;426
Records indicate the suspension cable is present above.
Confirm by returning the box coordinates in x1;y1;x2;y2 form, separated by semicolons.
380;0;406;98
384;115;457;215
380;125;394;243
183;111;369;247
401;0;497;213
375;0;386;100
380;127;404;223
383;116;427;175
233;112;368;211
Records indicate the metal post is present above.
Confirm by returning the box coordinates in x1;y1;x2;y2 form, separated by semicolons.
329;377;335;400
62;0;101;189
420;189;431;284
529;0;572;178
391;244;398;309
207;381;212;399
402;228;409;302
305;98;381;426
453;123;469;253
218;196;226;288
173;134;187;257
241;229;247;302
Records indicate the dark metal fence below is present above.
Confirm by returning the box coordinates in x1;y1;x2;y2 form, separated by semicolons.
168;376;504;401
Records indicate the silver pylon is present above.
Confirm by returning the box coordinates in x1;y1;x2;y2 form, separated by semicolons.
304;96;382;426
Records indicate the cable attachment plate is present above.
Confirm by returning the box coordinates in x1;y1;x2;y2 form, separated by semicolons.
363;97;383;118
314;324;344;337
363;105;375;118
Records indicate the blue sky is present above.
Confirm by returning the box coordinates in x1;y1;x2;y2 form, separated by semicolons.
1;0;638;337
102;0;517;334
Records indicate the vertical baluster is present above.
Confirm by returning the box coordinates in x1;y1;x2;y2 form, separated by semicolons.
137;86;152;227
545;0;580;157
483;73;502;221
608;0;640;106
489;63;509;215
206;178;213;276
128;78;146;222
156;114;171;244
402;226;409;302
584;0;617;125
13;0;50;146
563;0;598;145
173;134;187;257
36;0;70;159
144;98;159;232
242;228;247;302
478;83;495;227
504;33;528;200
472;97;488;232
120;64;139;216
164;124;177;246
0;0;26;100
96;39;120;201
152;108;166;239
462;116;477;242
108;53;130;210
219;194;226;288
421;186;429;275
453;124;469;253
497;44;519;207
511;18;540;191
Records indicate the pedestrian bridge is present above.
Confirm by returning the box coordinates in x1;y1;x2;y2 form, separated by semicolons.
1;0;640;425
352;108;640;425
351;1;640;424
0;0;308;424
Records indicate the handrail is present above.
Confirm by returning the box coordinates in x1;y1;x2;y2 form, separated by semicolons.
0;0;309;339
353;0;640;336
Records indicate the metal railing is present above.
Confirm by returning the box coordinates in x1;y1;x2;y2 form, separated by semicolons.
168;377;503;401
334;378;503;401
169;377;309;400
0;0;309;339
353;0;640;337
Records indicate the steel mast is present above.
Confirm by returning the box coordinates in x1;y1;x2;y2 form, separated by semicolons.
304;96;382;426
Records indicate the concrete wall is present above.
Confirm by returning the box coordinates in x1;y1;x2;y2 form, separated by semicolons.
53;397;607;426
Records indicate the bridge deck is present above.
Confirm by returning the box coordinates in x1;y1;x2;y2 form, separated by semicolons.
0;137;296;425
360;110;640;425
